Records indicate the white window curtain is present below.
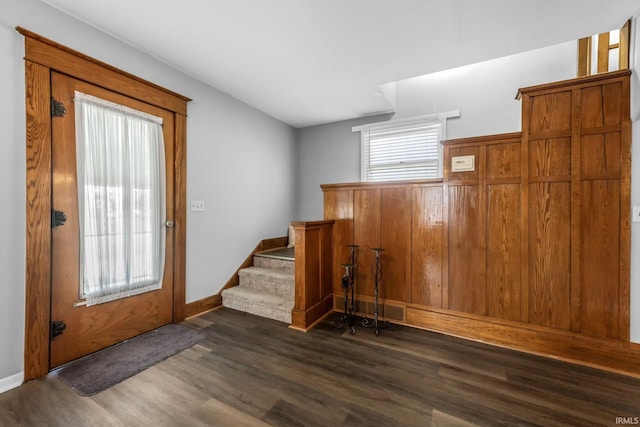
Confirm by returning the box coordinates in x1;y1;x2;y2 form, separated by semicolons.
355;111;460;182
75;91;166;306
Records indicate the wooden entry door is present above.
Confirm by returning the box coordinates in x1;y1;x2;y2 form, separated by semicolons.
50;72;175;368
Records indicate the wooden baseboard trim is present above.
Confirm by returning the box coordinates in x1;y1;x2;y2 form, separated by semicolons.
406;306;640;378
291;294;333;331
185;295;222;319
289;310;333;333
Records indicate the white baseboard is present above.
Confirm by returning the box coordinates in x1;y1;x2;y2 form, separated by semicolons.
0;371;23;394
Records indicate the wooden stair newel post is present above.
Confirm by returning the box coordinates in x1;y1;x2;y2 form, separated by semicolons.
290;221;335;331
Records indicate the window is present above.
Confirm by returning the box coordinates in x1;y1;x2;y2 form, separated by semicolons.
75;91;166;306
354;111;459;182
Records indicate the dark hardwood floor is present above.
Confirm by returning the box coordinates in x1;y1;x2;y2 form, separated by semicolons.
2;308;640;426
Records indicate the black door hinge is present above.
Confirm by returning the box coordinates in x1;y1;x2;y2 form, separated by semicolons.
51;320;66;341
51;97;67;117
52;209;67;228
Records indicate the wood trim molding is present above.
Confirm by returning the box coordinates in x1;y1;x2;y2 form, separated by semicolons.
577;37;592;77
597;31;611;74
16;27;191;113
406;306;640;379
516;69;631;99
321;179;443;191
173;113;188;322
21;29;189;380
23;61;52;380
441;132;522;147
185;295;222;319
620;20;631;70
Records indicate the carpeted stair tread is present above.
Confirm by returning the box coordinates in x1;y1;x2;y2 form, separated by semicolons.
240;266;294;280
221;286;292;324
253;255;295;273
221;251;296;324
238;267;294;297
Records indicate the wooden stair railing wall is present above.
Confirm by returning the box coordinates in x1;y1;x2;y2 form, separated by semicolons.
290;220;335;331
322;70;634;375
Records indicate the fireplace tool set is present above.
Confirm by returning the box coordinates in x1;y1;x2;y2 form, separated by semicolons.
361;247;391;336
333;245;358;334
333;245;390;336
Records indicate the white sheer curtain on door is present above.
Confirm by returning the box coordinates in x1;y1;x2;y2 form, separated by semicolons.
75;91;166;306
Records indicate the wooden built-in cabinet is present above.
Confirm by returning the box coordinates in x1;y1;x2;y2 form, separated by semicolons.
322;70;634;374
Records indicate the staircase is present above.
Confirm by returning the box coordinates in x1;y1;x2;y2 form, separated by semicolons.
221;248;295;324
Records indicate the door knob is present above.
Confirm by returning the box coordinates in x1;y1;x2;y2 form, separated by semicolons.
165;220;174;227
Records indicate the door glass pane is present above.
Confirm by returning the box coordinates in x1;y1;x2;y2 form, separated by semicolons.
75;91;166;306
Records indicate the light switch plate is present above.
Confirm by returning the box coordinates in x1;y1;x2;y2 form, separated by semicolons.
190;200;205;212
633;206;640;223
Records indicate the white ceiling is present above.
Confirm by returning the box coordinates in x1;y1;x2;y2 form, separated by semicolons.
39;0;640;128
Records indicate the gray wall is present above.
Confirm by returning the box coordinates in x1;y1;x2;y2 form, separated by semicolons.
295;41;578;221
0;11;27;390
295;114;392;221
0;0;296;383
629;12;640;343
394;41;577;137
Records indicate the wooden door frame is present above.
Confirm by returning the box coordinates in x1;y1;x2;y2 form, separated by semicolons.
18;28;191;381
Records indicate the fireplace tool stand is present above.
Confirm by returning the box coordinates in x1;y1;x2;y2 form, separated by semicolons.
362;247;390;336
332;245;358;334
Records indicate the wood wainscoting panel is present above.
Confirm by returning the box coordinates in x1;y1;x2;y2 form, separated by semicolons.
447;185;485;315
353;189;381;297
486;183;521;321
323;189;354;294
320;224;334;308
486;142;521;180
528;182;571;330
320;71;631;371
527;91;572;138
581;133;621;178
301;228;322;308
380;187;411;302
410;185;443;308
529;138;571;178
580;82;622;129
445;145;480;183
580;180;621;339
